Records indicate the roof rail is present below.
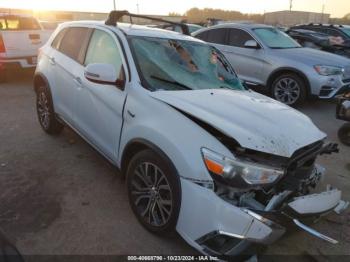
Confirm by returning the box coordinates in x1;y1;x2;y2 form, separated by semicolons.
105;10;190;35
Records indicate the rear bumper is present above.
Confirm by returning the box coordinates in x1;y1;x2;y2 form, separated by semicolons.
0;56;37;69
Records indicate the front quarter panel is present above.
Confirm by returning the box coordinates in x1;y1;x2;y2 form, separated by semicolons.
119;84;233;182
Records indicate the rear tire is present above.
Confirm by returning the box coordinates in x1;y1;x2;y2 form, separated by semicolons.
338;123;350;146
126;149;181;235
270;73;307;106
36;85;64;135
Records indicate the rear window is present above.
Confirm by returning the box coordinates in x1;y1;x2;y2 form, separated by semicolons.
58;27;91;63
0;16;41;30
51;28;67;50
207;28;228;45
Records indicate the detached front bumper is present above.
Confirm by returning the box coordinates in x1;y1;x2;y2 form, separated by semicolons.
176;179;348;258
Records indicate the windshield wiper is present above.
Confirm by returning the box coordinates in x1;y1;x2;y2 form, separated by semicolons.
151;75;192;90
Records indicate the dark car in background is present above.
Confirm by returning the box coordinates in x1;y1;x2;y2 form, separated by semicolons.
287;28;350;58
290;24;350;40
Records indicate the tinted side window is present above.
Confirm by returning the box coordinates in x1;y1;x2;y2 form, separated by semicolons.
51;28;67;50
195;31;209;41
228;28;254;47
207;28;228;45
326;29;343;37
59;27;90;63
85;29;124;79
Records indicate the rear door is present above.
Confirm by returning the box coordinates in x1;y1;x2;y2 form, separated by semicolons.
0;15;45;60
74;28;128;160
49;27;92;124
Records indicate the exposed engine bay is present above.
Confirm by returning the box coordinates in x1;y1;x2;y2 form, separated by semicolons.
208;140;348;247
215;141;339;209
190;140;349;258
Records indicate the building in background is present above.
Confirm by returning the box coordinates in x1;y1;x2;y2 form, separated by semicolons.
264;10;330;26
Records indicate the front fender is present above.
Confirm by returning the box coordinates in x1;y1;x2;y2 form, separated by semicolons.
118;86;233;182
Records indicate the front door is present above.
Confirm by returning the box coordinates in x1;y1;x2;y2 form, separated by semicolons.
74;28;128;161
220;28;264;85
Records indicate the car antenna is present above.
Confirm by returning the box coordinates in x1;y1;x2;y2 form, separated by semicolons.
105;10;191;35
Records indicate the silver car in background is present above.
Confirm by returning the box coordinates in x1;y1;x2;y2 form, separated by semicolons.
193;24;350;106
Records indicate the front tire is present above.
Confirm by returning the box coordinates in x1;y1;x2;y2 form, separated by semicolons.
338;123;350;146
36;85;64;135
271;73;307;106
126;149;181;234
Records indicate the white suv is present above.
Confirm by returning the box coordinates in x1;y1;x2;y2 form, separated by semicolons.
34;11;348;258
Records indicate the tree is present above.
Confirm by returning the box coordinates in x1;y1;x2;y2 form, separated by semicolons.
168;12;181;17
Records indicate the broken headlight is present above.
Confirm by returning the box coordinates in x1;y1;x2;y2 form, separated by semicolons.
202;148;285;188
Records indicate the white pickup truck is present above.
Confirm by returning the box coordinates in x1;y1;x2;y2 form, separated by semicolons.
0;14;52;82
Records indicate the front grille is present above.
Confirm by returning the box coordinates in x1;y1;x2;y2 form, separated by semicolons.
278;141;324;192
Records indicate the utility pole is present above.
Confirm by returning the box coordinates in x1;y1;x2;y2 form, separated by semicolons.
137;0;140;14
289;0;293;11
113;0;116;10
321;1;325;23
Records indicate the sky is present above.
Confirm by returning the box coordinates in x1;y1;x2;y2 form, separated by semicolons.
0;0;349;18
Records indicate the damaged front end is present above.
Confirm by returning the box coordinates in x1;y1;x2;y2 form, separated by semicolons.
197;141;348;257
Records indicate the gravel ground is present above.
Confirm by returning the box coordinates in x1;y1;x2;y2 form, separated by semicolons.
0;70;349;259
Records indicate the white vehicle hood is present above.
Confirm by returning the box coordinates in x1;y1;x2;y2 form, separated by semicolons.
150;89;326;158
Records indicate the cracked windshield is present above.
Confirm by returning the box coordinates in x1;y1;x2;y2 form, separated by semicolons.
130;36;244;91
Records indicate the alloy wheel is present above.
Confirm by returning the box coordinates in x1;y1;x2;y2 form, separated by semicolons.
274;77;301;105
37;91;50;130
130;162;173;227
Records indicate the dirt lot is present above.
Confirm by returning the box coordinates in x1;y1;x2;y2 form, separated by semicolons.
0;70;349;259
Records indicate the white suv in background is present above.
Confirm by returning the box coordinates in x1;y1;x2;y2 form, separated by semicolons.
33;11;347;258
0;14;51;82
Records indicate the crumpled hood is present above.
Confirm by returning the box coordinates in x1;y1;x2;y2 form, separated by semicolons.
273;47;350;67
150;89;326;158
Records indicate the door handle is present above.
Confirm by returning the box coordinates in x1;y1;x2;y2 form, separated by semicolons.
73;77;83;87
49;57;56;65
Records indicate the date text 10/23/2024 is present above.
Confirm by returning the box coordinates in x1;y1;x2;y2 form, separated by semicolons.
128;256;219;261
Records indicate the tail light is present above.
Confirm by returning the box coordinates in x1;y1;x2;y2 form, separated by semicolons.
0;34;5;53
